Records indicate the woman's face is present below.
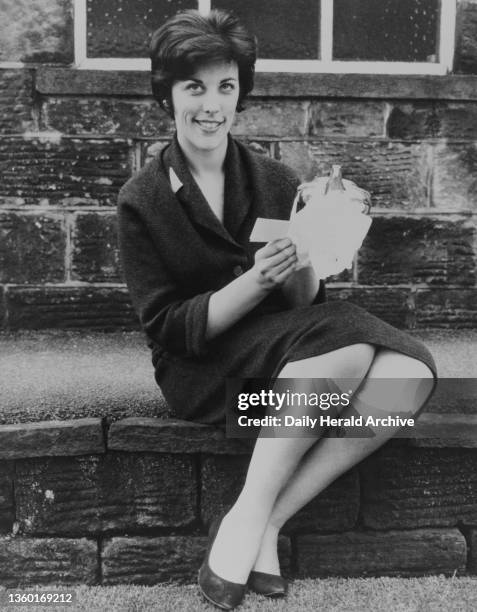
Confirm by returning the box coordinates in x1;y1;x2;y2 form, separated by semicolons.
171;60;240;157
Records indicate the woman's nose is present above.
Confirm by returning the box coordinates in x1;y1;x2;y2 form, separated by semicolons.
201;91;221;113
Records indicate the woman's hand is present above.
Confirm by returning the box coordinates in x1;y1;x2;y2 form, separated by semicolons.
250;238;298;290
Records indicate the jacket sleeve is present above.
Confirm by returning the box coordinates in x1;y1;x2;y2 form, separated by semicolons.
117;197;214;358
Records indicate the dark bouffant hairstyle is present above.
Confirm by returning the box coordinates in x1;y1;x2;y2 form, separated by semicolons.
150;9;257;117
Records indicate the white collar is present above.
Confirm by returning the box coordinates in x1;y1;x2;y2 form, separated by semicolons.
169;167;183;194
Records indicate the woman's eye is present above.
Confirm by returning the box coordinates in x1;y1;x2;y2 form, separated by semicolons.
221;82;236;91
187;83;203;92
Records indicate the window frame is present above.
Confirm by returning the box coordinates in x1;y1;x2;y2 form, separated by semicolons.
74;0;457;75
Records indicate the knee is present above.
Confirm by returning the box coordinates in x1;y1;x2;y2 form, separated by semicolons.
333;343;376;380
373;349;435;381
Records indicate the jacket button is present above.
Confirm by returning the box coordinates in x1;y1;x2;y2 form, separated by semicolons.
233;265;244;277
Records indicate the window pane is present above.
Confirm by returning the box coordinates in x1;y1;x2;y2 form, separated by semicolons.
333;0;439;62
87;0;197;58
212;0;320;59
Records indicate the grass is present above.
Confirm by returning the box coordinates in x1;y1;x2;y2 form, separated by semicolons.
2;575;477;612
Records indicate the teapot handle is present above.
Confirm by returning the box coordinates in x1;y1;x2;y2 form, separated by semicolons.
289;191;302;223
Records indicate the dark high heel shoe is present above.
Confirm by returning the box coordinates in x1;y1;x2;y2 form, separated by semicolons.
198;516;246;610
248;570;288;598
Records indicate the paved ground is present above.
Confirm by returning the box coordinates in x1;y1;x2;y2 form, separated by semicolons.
0;329;476;424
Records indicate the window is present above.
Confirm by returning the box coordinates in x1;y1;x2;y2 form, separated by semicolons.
75;0;456;74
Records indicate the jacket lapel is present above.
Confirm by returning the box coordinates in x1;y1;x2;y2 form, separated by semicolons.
222;135;253;240
161;134;252;247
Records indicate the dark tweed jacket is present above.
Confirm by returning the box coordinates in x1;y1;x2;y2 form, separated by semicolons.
117;134;325;362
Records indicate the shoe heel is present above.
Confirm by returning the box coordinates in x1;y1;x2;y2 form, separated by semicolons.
248;570;288;598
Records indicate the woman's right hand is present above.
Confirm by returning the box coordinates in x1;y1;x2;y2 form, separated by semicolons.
249;238;298;290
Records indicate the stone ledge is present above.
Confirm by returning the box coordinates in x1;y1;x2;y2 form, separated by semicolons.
107;414;477;454
0;413;476;462
108;417;253;455
0;329;475;426
0;418;105;460
36;69;477;100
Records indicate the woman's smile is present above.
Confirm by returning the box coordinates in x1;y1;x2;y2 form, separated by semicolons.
194;118;226;133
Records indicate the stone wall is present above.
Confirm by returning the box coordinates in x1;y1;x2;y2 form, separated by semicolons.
1;0;477;331
0;417;476;586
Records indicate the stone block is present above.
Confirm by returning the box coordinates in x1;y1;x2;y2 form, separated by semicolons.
0;0;74;63
0;537;97;587
0;286;5;330
102;536;207;585
326;287;413;329
0;418;105;460
201;455;359;534
42;98;174;137
455;0;477;74
309;101;385;137
295;529;466;577
0;212;65;283
200;455;249;524
358;216;476;285
71;213;120;283
283;469;359;533
278;140;430;209
277;141;322;183
6;286;139;331
108;418;253;455
0;69;36;133
410;413;477;448
231;100;308;137
0;136;131;206
0;462;14;534
432;142;477;210
415;288;477;328
387;102;440;139
469;529;477;573
15;453;197;535
360;446;477;528
388;102;477;139
101;534;289;585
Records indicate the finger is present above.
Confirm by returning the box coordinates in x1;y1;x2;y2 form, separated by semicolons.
272;253;298;276
273;261;298;284
264;244;297;268
261;253;297;280
259;238;292;258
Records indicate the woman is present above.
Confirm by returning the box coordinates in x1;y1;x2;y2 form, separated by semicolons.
118;8;437;609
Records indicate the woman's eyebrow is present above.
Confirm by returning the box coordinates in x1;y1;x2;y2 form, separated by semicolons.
186;76;238;83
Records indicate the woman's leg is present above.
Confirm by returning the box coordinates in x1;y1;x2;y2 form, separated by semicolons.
208;343;376;583
252;349;435;574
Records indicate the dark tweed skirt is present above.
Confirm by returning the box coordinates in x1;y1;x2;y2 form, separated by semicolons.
154;300;437;425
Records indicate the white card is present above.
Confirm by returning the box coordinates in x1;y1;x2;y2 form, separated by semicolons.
250;217;290;242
